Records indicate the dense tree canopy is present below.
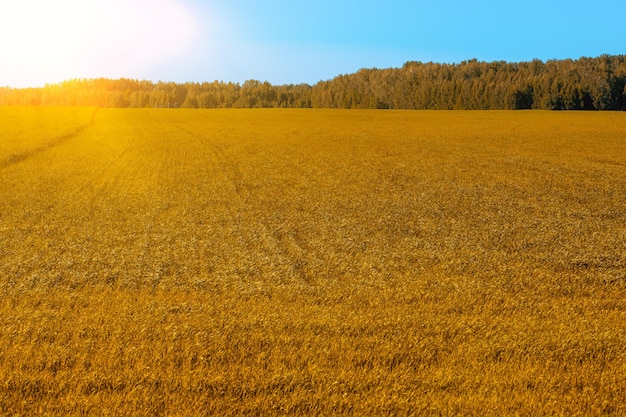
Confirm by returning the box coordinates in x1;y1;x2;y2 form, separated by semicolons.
2;55;625;110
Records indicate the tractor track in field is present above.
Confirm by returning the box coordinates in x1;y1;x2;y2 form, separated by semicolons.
174;124;250;209
0;108;100;171
176;124;319;284
204;142;317;283
2;107;128;229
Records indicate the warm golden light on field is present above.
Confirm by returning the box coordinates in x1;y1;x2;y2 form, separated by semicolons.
0;0;199;87
1;108;625;415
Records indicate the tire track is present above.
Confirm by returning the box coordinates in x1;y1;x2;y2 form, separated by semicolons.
178;124;321;284
174;124;248;210
0;107;100;170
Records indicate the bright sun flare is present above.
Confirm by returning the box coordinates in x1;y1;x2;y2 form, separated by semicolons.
0;0;199;87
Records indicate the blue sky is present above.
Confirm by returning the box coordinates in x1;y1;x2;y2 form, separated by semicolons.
1;0;624;87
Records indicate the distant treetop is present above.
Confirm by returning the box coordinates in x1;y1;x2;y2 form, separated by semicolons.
2;55;625;110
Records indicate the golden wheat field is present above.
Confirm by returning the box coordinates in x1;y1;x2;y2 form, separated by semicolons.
0;107;625;416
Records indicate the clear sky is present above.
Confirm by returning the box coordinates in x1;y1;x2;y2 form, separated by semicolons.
1;0;624;87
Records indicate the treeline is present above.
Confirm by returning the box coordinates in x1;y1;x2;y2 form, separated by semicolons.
0;79;313;109
2;55;625;110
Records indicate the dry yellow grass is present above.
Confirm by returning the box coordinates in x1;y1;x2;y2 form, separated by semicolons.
0;108;625;416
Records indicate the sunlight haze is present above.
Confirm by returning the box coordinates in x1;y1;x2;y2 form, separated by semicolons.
1;0;624;87
0;0;200;87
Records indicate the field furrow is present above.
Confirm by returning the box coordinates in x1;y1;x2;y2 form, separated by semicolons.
0;107;98;169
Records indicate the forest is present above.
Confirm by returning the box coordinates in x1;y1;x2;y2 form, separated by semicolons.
1;55;625;110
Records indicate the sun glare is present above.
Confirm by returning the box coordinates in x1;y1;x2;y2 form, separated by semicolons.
0;0;199;87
